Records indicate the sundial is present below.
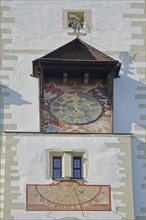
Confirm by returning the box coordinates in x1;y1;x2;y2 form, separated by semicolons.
26;180;111;211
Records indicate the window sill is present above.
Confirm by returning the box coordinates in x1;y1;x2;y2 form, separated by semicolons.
52;177;86;182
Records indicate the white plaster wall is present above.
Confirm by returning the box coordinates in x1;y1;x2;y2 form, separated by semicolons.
1;0;138;132
1;0;145;219
2;0;145;134
2;54;40;131
12;135;125;220
113;63;145;134
3;0;132;51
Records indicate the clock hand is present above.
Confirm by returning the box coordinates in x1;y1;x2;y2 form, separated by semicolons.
73;95;79;116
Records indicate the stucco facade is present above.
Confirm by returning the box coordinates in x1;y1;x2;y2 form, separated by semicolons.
2;133;134;220
0;0;145;220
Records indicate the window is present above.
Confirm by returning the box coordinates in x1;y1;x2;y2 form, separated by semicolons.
73;157;82;179
53;157;62;179
47;150;88;180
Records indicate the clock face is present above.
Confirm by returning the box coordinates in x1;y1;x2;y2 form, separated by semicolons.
48;92;103;125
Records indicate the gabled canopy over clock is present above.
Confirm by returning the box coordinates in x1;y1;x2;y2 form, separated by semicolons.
32;38;121;133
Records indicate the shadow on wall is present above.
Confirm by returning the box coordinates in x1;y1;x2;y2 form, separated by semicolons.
0;84;31;132
119;52;136;76
113;52;145;133
114;52;146;219
131;137;146;218
1;84;31;106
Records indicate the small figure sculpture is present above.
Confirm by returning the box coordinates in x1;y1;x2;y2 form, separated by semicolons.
69;13;83;33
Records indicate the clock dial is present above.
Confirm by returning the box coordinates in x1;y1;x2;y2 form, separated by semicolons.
48;92;103;125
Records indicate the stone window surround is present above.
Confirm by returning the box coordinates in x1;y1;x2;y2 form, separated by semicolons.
46;150;88;180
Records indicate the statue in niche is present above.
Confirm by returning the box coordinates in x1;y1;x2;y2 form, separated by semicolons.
68;13;83;33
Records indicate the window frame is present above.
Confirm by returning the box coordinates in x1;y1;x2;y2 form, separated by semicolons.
52;156;62;179
73;156;82;179
47;150;88;180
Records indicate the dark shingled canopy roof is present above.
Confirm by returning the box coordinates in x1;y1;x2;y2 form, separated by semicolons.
32;38;121;78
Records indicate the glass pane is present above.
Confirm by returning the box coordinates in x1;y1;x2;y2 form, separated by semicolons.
53;169;61;178
53;158;61;168
73;169;81;178
73;158;81;168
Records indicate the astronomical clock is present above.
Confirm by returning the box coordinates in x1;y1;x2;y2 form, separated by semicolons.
48;92;103;125
32;38;121;133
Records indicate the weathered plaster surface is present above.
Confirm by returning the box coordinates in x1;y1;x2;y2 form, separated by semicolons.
0;0;145;219
3;133;134;220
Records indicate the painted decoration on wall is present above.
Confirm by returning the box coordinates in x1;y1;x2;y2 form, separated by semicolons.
42;81;112;133
26;181;111;211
